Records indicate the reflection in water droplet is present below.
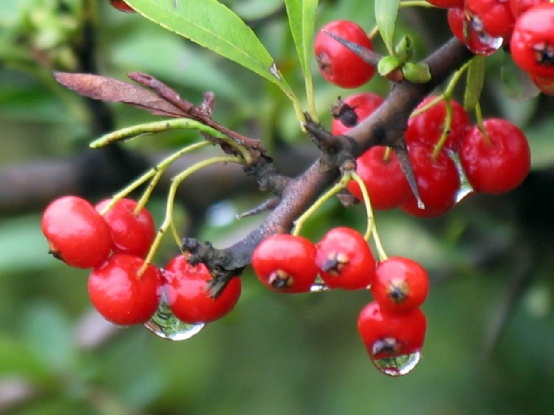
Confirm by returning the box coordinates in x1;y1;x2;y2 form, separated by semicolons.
464;14;503;56
144;298;204;341
310;276;329;292
371;351;421;377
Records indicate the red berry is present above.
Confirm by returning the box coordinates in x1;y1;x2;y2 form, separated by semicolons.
346;146;412;210
426;0;465;7
405;96;470;152
88;253;162;325
447;7;502;56
459;119;531;194
315;227;375;290
465;0;515;40
357;302;427;375
315;20;376;88
109;0;135;12
41;196;112;268
371;257;429;313
510;0;548;19
401;143;461;218
510;3;554;78
251;234;319;293
163;255;241;324
95;198;156;258
531;74;554;95
331;92;384;136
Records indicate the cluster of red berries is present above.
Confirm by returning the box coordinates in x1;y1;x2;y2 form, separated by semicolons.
41;196;241;326
251;228;429;376
444;0;554;94
329;91;530;217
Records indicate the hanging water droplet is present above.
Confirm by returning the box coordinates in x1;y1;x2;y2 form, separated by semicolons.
144;297;204;341
463;14;503;56
310;276;329;292
371;351;421;377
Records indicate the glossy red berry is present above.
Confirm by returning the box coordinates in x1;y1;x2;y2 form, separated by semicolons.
315;20;376;88
530;74;554;95
426;0;465;7
510;0;549;19
465;0;515;40
510;3;554;78
41;196;112;269
252;234;318;293
459;118;531;195
401;143;461;218
95;198;156;258
331;92;384;136
88;253;162;325
163;255;241;324
371;257;429;313
447;7;501;56
315;227;375;290
346;146;412;210
109;0;135;12
405;96;470;152
357;301;427;375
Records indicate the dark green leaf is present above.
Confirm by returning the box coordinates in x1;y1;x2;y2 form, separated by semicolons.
501;52;540;102
124;0;298;103
375;0;401;55
464;56;486;110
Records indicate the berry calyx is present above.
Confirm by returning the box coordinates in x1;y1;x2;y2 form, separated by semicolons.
41;196;112;269
251;234;319;293
459;118;531;194
88;253;162;325
331;92;384;136
314;20;376;88
371;257;429;313
401;143;461;218
315;227;376;290
163;255;241;324
346;146;412;210
95;198;156;258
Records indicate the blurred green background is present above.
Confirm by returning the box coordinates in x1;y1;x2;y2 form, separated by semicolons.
1;1;553;414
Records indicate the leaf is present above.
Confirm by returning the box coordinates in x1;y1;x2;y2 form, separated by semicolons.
284;0;319;119
375;0;401;55
124;0;298;104
53;72;185;117
377;55;402;77
464;56;486;111
402;62;431;83
501;52;540;102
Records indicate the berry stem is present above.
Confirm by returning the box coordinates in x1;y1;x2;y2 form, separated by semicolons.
140;155;245;275
399;1;436;8
432;98;453;159
349;172;388;261
474;102;493;147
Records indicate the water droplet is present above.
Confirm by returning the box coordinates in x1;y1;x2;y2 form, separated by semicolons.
371;351;421;377
463;14;503;56
310;276;329;292
144;298;204;341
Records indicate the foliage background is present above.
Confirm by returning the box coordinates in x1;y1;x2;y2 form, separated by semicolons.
1;1;553;414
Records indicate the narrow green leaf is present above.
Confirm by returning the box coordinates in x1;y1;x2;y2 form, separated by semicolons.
464;56;486;110
124;0;301;112
500;52;540;102
284;0;319;119
375;0;401;55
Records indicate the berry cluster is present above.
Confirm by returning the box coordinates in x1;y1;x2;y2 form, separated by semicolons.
251;228;429;376
445;0;554;93
41;196;241;326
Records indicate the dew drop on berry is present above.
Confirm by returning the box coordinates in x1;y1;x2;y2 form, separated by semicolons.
464;14;503;55
371;351;421;377
144;296;204;341
309;276;329;292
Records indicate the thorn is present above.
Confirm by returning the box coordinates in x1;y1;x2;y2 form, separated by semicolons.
236;197;280;219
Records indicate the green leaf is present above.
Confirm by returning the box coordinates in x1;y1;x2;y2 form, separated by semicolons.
375;0;401;55
402;62;431;83
377;55;402;77
464;56;486;110
284;0;319;118
124;0;301;113
501;52;540;102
